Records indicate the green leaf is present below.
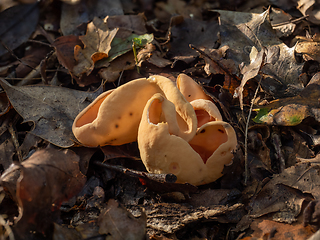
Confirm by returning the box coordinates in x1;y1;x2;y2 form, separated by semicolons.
253;108;270;123
96;33;153;67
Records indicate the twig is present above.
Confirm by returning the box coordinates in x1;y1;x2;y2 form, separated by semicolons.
272;15;309;27
271;127;286;172
132;40;140;74
93;161;177;183
189;44;242;82
244;78;262;185
8;114;23;162
0;39;35;71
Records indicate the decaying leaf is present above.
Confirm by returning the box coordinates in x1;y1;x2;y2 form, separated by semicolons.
60;0;123;36
145;202;244;235
234;46;266;110
297;0;320;25
169;17;219;64
0;78;102;147
254;73;320;126
98;199;146;240
0;3;39;56
249;160;320;225
249;182;306;223
296;34;320;62
53;35;83;76
96;32;154;65
246;219;315;240
216;9;304;101
73;16;119;77
270;7;296;38
0;148;86;237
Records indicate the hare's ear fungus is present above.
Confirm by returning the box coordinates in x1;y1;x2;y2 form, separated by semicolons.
190;99;222;127
138;93;207;186
176;73;211;102
72;78;160;147
72;75;197;147
147;75;197;142
188;121;237;183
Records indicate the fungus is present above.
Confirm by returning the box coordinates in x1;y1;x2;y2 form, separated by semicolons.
176;73;222;126
72;75;197;147
190;99;222;127
138;93;237;186
176;73;211;102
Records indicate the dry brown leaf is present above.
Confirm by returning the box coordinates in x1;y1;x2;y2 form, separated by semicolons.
254;73;320;126
53;35;82;75
169;17;219;64
73;17;119;77
216;9;304;99
98;199;146;240
270;7;296;38
297;0;320;24
60;0;123;36
0;3;39;56
250;183;306;223
0;78;102;147
0;148;86;238
295;34;320;62
235;46;265;110
247;219;315;240
145;202;244;235
98;51;135;83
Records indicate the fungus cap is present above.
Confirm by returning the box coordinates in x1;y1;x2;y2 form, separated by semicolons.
72;75;197;147
138;93;237;186
176;73;211;102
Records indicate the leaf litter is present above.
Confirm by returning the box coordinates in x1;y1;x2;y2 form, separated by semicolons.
1;0;320;239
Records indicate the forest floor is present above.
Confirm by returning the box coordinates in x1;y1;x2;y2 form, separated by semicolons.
0;0;320;239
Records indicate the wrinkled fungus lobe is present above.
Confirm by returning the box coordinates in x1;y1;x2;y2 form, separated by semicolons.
72;74;238;185
72;75;197;146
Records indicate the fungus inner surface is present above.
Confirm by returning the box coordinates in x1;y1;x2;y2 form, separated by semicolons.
195;109;216;128
148;98;163;125
75;95;109;127
189;124;228;163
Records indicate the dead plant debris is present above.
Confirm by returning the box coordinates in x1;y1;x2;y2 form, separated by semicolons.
1;0;320;239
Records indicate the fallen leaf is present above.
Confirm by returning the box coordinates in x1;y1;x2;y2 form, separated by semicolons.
53;35;83;75
253;73;320;126
60;0;124;36
98;199;146;240
73;16;119;77
0;78;102;147
295;34;320;62
272;161;320;200
216;9;304;99
248;219;315;240
270;7;296;38
234;46;266;110
98;51;136;83
169;17;219;64
249;161;320;225
250;182;306;223
297;0;320;24
0;148;86;238
96;32;154;66
0;3;39;56
145;202;244;235
107;14;148;38
15;45;51;78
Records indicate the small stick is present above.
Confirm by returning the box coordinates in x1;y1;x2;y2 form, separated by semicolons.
272;15;309;27
93;161;177;183
8;114;23;162
244;78;262;185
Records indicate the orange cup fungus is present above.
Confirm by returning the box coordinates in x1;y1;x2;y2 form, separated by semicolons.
72;74;237;185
